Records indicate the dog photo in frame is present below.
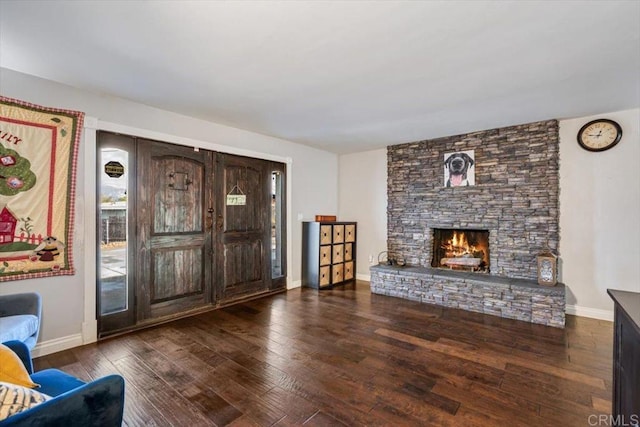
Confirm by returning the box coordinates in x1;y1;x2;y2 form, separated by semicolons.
444;150;475;187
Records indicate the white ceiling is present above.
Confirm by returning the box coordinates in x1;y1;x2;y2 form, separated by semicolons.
1;1;639;154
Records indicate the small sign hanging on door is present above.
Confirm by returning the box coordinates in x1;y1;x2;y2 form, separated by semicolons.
104;161;125;178
226;183;246;206
226;194;246;205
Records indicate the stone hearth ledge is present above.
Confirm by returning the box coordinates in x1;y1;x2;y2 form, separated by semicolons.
370;264;565;328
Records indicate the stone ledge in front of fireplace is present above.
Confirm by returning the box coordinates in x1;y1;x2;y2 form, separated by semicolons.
370;264;565;328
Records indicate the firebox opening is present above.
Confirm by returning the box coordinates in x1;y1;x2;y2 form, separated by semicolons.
432;228;490;273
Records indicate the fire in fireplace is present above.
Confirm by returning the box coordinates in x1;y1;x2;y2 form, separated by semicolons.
432;228;489;272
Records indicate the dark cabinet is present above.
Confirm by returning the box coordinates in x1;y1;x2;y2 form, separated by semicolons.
607;289;640;426
302;222;356;289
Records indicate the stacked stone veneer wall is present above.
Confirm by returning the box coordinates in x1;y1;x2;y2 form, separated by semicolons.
387;119;559;281
370;265;565;327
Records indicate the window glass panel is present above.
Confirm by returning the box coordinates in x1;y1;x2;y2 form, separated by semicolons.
271;171;283;278
99;148;129;315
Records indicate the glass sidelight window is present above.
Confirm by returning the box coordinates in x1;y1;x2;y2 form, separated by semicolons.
97;131;136;335
98;148;130;315
271;170;284;278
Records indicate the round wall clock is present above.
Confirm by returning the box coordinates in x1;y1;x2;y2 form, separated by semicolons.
577;119;622;152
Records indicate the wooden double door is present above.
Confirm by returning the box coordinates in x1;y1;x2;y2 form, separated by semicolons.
97;133;286;336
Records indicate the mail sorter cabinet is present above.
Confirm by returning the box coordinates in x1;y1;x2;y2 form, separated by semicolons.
302;221;356;289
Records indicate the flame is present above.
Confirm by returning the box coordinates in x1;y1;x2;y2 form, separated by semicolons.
442;230;476;257
435;229;489;272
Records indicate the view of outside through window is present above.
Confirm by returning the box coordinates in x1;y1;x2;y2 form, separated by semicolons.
271;171;283;278
99;148;128;315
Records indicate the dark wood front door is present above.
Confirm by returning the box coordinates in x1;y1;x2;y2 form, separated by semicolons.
215;153;270;303
136;139;214;322
98;132;286;337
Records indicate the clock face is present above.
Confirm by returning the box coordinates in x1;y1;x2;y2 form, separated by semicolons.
578;119;622;152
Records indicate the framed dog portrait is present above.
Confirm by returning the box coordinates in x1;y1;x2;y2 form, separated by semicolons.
444;150;475;187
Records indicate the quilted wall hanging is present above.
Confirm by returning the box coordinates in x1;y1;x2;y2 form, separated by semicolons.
0;97;84;281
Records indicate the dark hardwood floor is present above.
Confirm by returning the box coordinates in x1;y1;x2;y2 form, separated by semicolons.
35;281;613;426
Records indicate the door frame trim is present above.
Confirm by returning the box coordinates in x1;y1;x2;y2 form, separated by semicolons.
82;117;293;344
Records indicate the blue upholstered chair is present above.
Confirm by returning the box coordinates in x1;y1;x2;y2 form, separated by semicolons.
0;340;125;427
0;293;41;349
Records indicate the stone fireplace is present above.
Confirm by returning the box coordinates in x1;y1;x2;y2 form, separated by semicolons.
370;119;565;327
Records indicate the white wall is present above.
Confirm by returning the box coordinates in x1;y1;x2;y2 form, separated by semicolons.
0;67;338;353
338;149;387;280
559;108;640;319
338;109;640;321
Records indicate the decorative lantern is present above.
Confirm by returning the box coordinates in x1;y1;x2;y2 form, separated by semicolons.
537;251;557;287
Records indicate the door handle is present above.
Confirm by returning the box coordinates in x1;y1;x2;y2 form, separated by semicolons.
216;215;224;231
206;208;214;231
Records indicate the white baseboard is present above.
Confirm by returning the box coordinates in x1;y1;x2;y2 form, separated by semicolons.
32;333;83;358
566;305;614;322
289;279;301;290
356;273;371;281
82;320;98;344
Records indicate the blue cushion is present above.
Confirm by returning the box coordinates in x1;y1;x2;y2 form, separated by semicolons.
30;370;85;398
0;316;38;344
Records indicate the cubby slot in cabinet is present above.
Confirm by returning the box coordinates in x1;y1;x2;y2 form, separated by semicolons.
319;246;331;266
319;266;330;287
302;221;357;290
344;261;354;280
344;243;353;261
333;225;345;244
333;244;344;263
332;263;344;284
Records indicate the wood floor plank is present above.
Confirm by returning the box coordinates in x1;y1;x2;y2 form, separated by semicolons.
432;379;537;426
113;354;215;426
592;395;612;414
122;334;197;390
500;370;593;407
196;375;287;426
183;383;244;426
69;343;171;426
437;336;607;389
34;281;614;426
301;410;348;426
258;385;319;425
118;378;170;427
376;327;507;370
539;401;601;426
226;414;264;427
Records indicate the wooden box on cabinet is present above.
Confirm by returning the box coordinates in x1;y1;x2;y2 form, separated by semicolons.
302;221;357;289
